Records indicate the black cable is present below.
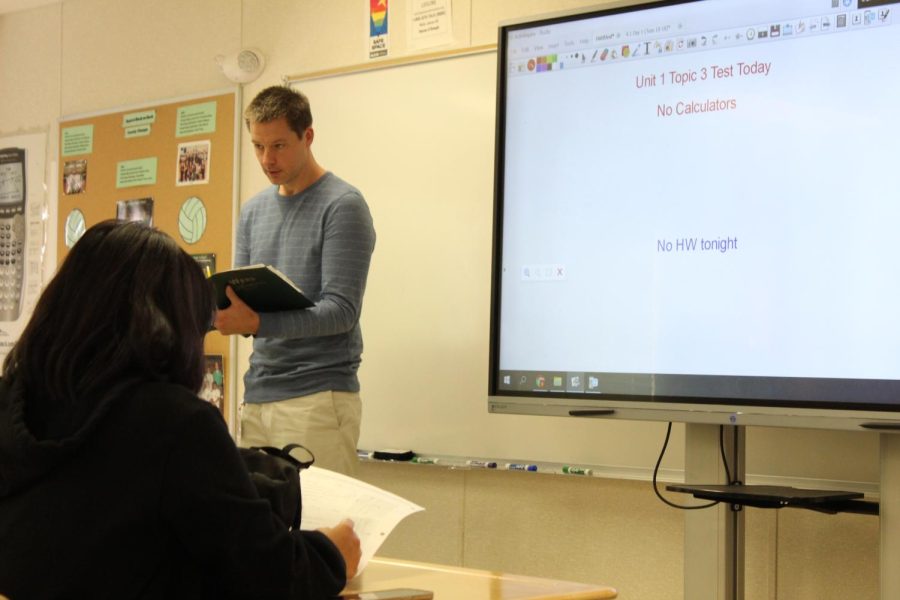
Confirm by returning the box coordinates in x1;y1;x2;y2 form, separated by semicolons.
652;422;719;510
720;424;733;484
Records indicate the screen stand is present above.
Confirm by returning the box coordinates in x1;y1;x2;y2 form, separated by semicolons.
881;434;900;599
684;424;745;600
684;428;896;599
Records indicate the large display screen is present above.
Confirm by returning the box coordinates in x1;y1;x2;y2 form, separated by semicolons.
489;0;900;427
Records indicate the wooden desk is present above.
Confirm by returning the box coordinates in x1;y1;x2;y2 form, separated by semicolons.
343;557;617;600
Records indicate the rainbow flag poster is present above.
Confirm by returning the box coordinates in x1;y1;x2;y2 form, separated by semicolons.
370;0;388;35
369;0;389;59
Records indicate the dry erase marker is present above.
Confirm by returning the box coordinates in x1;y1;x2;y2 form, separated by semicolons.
467;460;498;469
562;466;593;476
411;456;439;465
506;463;538;472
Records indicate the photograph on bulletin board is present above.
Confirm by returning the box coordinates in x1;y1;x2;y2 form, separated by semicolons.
200;354;225;413
176;140;210;186
116;197;154;226
63;159;87;195
191;252;216;278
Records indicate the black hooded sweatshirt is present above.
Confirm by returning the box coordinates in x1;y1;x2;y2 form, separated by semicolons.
0;378;345;600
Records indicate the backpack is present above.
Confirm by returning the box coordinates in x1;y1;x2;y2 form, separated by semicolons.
238;443;314;529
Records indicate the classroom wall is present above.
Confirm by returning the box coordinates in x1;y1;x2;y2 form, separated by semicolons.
0;1;881;599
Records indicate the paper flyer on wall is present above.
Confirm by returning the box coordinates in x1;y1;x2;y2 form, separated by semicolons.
299;465;423;573
368;0;389;59
407;0;453;50
0;133;48;364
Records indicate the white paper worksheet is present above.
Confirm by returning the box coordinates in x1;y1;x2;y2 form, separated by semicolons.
299;466;424;573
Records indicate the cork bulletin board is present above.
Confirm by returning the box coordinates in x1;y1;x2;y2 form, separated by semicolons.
57;89;240;428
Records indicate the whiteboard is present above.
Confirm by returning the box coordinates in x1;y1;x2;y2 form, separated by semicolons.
293;50;681;472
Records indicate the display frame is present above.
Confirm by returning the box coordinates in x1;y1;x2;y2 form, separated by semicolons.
488;0;900;431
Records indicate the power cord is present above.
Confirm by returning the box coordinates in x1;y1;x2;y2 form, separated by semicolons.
652;422;734;510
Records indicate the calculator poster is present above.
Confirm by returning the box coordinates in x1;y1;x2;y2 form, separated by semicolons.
0;133;48;364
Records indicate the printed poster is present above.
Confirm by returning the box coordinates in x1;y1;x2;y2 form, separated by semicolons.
369;0;389;59
407;0;453;49
0;132;48;364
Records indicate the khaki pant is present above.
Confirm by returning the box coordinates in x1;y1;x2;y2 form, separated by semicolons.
240;390;361;476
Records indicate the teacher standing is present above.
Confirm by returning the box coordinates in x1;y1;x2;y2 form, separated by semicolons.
215;86;375;476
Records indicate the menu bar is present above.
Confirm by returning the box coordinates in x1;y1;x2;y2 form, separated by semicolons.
507;3;893;77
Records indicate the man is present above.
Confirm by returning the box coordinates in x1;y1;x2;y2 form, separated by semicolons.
215;86;375;475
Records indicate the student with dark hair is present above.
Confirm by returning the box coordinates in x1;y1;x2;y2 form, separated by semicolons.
0;220;360;599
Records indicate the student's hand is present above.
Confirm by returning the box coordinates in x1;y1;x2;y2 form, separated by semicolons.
213;286;260;336
320;518;361;580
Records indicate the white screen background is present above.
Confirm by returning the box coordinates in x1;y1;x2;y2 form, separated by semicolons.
499;15;900;381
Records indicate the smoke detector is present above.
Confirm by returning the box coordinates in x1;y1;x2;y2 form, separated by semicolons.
216;48;266;83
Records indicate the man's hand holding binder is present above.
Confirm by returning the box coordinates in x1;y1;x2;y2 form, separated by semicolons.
214;286;260;336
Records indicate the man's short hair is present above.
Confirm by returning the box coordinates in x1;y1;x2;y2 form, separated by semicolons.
244;86;312;137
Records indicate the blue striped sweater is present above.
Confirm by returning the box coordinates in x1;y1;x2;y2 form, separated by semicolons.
236;173;375;402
